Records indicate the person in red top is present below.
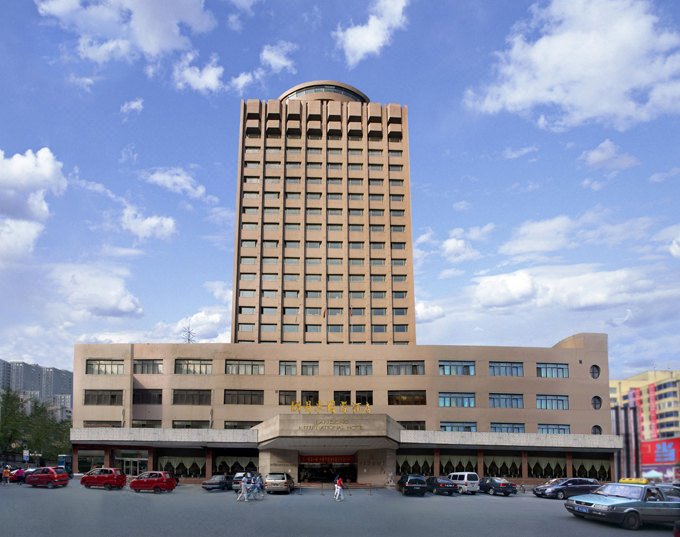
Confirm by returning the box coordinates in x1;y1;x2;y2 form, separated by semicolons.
334;475;344;501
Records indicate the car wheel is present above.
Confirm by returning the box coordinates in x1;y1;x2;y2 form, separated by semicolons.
570;513;584;519
470;492;476;495
84;484;91;488
556;491;566;500
133;488;140;493
154;487;161;494
448;491;453;496
504;493;510;496
489;488;495;495
621;512;641;531
105;484;112;491
47;482;54;489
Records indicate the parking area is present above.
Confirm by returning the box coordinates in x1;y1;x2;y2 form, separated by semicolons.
0;480;675;537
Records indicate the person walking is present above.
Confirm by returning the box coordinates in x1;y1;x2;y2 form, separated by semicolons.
2;465;10;485
14;467;24;485
335;475;344;501
236;472;250;502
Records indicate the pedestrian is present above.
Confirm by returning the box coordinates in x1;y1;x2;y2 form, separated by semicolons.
2;465;10;485
236;472;250;502
15;466;24;485
334;475;344;501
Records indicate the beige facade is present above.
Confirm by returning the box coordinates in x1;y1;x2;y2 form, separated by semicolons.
70;81;621;484
231;81;416;345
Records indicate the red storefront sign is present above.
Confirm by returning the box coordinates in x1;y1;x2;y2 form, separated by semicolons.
641;438;680;465
299;455;356;464
648;383;659;439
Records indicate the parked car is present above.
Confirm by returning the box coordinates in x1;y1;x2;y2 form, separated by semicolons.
264;472;295;494
24;467;69;488
565;482;680;530
232;471;247;491
396;474;428;496
479;477;518;496
129;471;176;493
447;472;480;494
426;476;457;495
533;477;599;500
81;467;126;490
201;474;233;491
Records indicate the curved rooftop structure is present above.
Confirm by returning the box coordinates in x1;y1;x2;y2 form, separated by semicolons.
278;80;369;103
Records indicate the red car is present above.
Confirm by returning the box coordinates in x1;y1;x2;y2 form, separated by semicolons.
24;467;69;488
81;467;126;490
129;471;176;493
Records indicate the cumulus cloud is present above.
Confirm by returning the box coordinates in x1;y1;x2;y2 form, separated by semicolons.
671;239;680;259
173;52;224;93
500;215;576;256
120;206;176;241
441;232;481;264
580;139;638;172
415;301;445;323
0;220;44;268
650;167;680;183
260;41;298;73
452;200;471;212
120;97;144;118
141;167;217;203
228;69;264;95
333;0;409;68
204;280;230;302
465;0;680;130
36;0;217;62
67;73;96;90
581;178;606;191
50;263;143;318
502;146;538;160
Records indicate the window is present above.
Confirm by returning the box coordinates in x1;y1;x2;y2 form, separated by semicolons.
369;209;384;217
238;323;254;332
305;324;321;333
390;195;404;202
389;179;404;187
327;241;342;249
348;179;363;186
538;424;571;434
370;242;385;250
225;360;264;375
279;391;296;406
370;275;385;282
306;258;321;266
387;361;424;375
590;365;601;379
489;393;524;409
536;363;569;378
372;291;386;299
240;256;256;265
307;208;321;215
284;291;299;299
334;361;351;376
327;193;342;201
388;150;402;157
84;390;123;406
306;192;322;200
349;258;364;266
349;208;364;216
369;194;384;202
356;361;373;376
350;324;365;333
370;224;385;232
260;324;276;333
350;291;365;299
399;421;426;431
301;391;319;405
368;164;383;171
328;274;342;282
262;240;278;248
283;324;299;332
348;193;363;201
172;420;209;429
536;395;569;410
393;291;407;299
86;359;124;375
174;359;212;375
172;390;211;405
371;308;386;316
369;179;383;187
224;390;264;405
440;421;477;432
438;360;475;376
240;273;256;281
391;209;405;217
592;396;602;409
301;361;319;376
439;392;475;408
327;307;343;316
279;361;297;375
284;208;300;216
350;307;365;316
283;274;298;281
372;324;387;333
349;242;364;250
263;207;279;215
242;207;257;214
132;420;161;428
224;421;261;430
334;391;351;404
369;149;383;156
284;241;300;249
350;275;365;282
389;164;403;172
388;391;426;405
306;290;321;299
133;389;162;405
241;223;257;230
133;359;163;374
490;423;525;433
306;223;321;231
328;224;343;232
356;391;373;405
391;225;405;232
393;308;408;316
592;425;603;435
489;362;524;376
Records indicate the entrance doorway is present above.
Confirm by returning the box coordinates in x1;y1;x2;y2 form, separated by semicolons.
119;458;147;476
298;455;357;483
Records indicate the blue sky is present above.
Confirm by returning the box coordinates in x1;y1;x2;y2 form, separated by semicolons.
1;0;680;378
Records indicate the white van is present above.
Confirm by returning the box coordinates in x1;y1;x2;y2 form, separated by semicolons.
447;471;480;494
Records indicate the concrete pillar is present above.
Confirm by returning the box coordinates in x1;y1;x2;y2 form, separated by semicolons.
521;451;528;479
434;448;440;476
104;447;112;467
147;447;155;472
206;448;213;478
72;446;79;474
476;449;484;474
566;452;573;477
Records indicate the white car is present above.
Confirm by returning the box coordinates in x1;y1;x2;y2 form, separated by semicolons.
447;471;480;494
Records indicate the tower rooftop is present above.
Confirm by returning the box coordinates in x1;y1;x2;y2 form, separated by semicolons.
278;80;369;103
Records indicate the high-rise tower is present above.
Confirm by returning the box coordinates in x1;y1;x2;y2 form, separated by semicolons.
231;81;416;344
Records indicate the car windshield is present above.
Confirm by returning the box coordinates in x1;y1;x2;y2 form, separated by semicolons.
595;484;643;500
268;473;285;480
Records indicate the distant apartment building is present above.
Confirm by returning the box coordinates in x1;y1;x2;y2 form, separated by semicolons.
0;359;10;391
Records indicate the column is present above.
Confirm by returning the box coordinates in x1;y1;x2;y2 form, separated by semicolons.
147;447;155;472
433;448;440;476
72;446;79;474
476;449;484;474
103;447;112;467
566;452;573;477
521;451;528;480
206;448;214;478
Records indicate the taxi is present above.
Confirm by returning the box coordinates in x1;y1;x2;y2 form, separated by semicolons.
80;467;126;490
129;471;176;493
564;481;680;530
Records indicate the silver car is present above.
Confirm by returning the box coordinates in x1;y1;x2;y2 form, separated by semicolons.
264;472;295;494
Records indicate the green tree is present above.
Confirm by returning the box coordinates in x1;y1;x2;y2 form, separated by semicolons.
0;390;27;456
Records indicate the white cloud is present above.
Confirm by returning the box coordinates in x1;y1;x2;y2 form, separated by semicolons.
580;139;638;172
0;219;44;267
173;52;224;93
500;215;576;256
100;244;145;258
502;146;538;159
441;234;481;264
452;200;471;211
467;223;495;241
333;0;409;68
415;301;445;323
475;270;536;308
67;73;96;90
438;268;464;279
229;0;260;12
203;280;230;302
0;147;68;221
37;0;217;62
465;0;680;130
671;239;680;259
228;69;264;95
581;178;606;191
227;13;242;31
650;167;680;183
141;167;216;203
50;263;143;318
120;97;144;118
260;41;298;73
120;206;176;241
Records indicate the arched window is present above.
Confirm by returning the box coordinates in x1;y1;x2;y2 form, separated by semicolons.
592;425;602;435
590;365;601;379
592;396;602;409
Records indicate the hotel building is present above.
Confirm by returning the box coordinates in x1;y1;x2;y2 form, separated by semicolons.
70;81;621;484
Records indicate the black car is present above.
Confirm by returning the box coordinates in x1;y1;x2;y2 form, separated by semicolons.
201;474;233;491
426;476;457;495
533;477;599;500
479;477;518;496
396;474;428;496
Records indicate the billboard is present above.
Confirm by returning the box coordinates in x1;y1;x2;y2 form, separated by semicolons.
641;438;680;466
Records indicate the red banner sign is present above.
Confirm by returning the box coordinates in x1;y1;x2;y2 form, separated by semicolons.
299;455;356;464
641;438;680;465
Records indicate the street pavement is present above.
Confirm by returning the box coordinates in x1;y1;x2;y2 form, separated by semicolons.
0;480;674;537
